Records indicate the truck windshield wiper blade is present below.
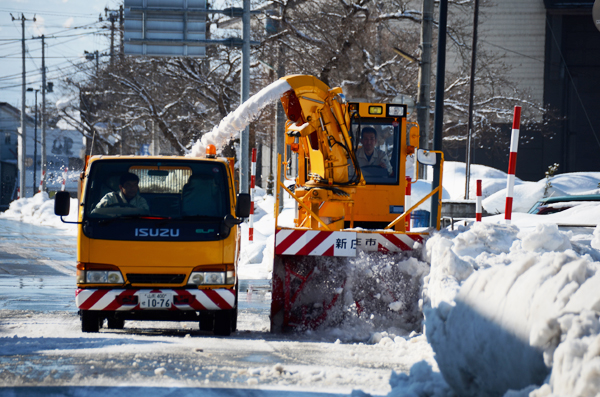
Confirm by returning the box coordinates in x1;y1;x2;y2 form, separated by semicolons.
181;215;222;221
94;215;143;225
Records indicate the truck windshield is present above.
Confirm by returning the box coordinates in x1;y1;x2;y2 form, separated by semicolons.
348;121;400;185
84;160;230;220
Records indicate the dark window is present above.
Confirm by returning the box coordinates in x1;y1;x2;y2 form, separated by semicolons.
84;159;230;220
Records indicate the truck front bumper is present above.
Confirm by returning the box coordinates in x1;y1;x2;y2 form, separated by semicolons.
76;288;236;311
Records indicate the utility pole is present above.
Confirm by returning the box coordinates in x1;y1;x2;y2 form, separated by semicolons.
417;0;434;178
26;88;39;194
41;34;48;192
119;5;124;59
464;0;480;200
430;0;449;227
11;13;35;198
84;50;101;76
107;8;119;68
240;0;250;194
275;5;286;211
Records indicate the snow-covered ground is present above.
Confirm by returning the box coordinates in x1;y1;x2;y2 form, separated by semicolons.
3;162;600;396
2;80;600;396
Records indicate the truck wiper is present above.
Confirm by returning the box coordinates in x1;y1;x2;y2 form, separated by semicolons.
95;215;144;225
180;215;222;221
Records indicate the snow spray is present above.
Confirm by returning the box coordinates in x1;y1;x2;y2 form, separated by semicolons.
61;167;68;192
189;79;293;157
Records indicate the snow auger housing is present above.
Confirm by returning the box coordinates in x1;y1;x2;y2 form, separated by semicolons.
271;75;444;332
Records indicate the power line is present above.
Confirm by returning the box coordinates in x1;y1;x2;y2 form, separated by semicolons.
0;32;106;58
0;7;99;18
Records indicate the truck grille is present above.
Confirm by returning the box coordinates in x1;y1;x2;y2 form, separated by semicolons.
126;274;186;284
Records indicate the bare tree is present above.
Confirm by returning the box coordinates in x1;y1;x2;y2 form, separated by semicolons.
56;0;555;159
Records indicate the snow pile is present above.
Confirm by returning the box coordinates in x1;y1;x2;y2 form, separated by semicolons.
423;221;600;396
441;161;523;201
0;192;78;231
409;161;520;212
189;79;292;157
483;172;600;214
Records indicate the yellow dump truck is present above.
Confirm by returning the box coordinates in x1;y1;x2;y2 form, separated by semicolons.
54;151;250;335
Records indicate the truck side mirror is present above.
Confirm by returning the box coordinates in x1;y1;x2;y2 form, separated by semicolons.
235;193;251;218
54;191;71;216
417;149;437;166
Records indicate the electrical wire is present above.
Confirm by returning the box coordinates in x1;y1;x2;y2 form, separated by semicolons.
0;7;99;18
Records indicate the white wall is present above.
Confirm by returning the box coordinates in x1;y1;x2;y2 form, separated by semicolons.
478;0;546;105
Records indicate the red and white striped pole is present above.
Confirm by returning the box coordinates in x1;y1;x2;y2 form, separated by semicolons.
38;170;45;194
476;179;482;222
504;106;521;224
405;176;412;231
61;167;68;192
249;148;257;242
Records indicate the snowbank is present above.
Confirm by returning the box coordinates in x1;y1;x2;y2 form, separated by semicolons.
423;221;600;397
441;161;522;201
4;163;600;397
0;193;78;233
483;172;600;215
189;79;292;157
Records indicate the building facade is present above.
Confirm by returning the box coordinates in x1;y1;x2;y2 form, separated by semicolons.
445;0;600;181
0;102;85;209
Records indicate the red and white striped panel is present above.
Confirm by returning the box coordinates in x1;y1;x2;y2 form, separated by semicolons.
275;229;357;257
505;106;521;224
358;232;423;253
275;228;424;256
75;288;236;311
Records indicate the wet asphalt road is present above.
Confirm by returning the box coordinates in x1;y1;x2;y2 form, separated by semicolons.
0;219;76;312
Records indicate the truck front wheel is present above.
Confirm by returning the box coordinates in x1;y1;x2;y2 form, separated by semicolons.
214;309;235;336
199;312;214;332
107;317;125;330
81;310;101;333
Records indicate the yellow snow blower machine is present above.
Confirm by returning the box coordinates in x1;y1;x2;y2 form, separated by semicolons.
271;75;444;332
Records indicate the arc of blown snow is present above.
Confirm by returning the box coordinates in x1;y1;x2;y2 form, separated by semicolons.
189;79;293;158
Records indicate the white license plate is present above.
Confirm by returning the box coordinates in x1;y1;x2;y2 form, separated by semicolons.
140;293;172;309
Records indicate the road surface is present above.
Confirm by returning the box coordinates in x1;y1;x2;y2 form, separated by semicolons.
0;218;435;396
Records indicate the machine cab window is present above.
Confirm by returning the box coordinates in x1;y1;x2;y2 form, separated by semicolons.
348;121;400;185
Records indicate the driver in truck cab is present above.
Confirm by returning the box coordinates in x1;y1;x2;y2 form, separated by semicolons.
356;126;393;175
92;172;149;213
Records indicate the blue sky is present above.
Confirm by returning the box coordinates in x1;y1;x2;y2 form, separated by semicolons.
0;0;122;109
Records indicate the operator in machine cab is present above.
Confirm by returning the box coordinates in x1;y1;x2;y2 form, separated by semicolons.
92;172;149;213
356;126;393;176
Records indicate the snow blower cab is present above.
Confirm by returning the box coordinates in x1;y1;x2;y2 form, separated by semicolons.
271;75;444;332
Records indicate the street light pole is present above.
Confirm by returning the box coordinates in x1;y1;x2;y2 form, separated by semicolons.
240;0;250;194
430;0;449;227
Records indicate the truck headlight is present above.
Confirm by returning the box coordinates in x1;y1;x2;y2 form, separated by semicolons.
188;271;226;285
85;270;124;284
388;105;405;116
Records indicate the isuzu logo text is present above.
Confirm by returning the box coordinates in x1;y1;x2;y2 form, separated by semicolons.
135;228;180;237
